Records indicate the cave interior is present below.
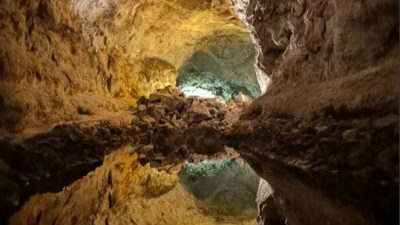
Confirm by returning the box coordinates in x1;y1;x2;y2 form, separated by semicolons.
0;0;398;225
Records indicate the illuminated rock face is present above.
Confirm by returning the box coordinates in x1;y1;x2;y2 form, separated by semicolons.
177;34;261;99
0;0;126;134
0;0;263;133
70;0;257;103
177;70;255;100
1;1;398;225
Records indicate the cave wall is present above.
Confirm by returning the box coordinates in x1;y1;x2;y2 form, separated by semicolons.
227;0;399;225
0;0;126;134
178;34;261;98
0;0;259;134
70;0;254;102
230;0;399;118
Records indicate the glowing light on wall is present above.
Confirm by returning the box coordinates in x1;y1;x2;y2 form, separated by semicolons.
180;86;217;98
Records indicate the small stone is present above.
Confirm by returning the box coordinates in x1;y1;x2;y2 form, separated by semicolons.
342;129;357;142
315;125;329;135
372;114;398;129
138;104;146;111
141;115;156;124
233;92;252;105
148;93;163;102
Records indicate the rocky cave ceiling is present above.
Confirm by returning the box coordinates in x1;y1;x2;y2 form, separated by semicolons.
0;0;398;225
0;0;267;133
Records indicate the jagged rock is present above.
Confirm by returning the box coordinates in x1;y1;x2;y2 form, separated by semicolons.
227;1;399;224
188;99;213;122
229;112;399;225
256;179;285;225
0;0;126;134
342;129;357;142
233;92;253;106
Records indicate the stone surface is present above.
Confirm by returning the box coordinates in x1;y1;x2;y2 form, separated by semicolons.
0;0;126;134
256;179;285;225
177;36;261;99
226;1;399;225
0;1;398;225
228;112;399;225
130;87;249;166
70;0;257;102
230;0;398;119
0;0;262;135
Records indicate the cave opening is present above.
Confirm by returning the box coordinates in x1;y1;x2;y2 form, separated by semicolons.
176;39;262;100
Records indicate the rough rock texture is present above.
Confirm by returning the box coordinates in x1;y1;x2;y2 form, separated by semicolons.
129;87;253;170
1;87;252;223
0;0;261;135
0;0;126;134
70;0;258;102
229;112;399;225
226;0;399;225
230;0;398;118
256;179;285;225
10;147;256;225
1;1;398;225
0;118;135;222
177;34;261;98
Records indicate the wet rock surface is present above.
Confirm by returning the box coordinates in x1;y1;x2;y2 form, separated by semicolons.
228;110;399;225
1;86;398;225
0;0;126;133
0;0;398;224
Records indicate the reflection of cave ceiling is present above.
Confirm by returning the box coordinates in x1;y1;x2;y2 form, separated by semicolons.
179;158;259;219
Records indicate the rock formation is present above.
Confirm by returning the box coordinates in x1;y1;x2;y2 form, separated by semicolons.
70;0;261;102
228;0;399;225
0;0;263;135
0;87;253;223
230;0;398;119
0;0;126;134
0;0;398;225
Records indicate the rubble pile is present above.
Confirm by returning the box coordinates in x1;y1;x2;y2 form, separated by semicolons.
130;87;251;167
